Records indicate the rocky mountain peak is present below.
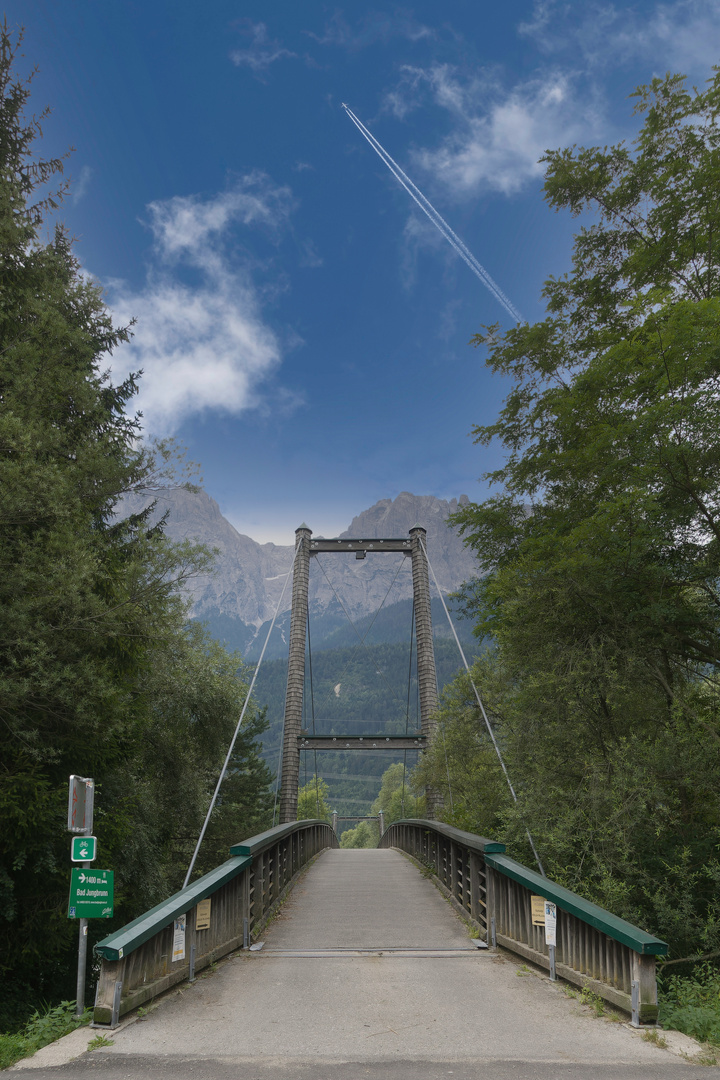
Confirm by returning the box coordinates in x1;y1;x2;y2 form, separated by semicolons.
119;488;478;630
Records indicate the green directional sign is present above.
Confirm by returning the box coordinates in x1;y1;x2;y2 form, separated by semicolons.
70;836;97;862
68;868;114;919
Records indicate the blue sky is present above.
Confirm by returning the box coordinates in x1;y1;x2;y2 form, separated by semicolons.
12;1;720;542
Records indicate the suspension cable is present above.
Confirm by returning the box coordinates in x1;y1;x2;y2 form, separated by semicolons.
272;739;283;828
418;537;546;877
184;541;299;887
401;597;415;816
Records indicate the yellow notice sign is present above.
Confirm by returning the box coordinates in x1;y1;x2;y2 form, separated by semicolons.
196;898;212;931
531;895;546;926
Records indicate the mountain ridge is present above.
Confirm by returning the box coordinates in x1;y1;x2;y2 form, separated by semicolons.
120;488;479;635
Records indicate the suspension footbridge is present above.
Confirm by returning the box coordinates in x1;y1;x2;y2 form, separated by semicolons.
23;526;716;1078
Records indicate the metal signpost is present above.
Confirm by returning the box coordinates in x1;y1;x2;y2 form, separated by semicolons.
67;776;97;1016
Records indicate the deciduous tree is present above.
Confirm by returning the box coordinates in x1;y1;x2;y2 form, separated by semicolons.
443;70;720;955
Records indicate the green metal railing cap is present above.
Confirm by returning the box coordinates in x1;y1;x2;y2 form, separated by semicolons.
94;854;251;962
485;853;668;956
230;819;332;857
388;819;506;854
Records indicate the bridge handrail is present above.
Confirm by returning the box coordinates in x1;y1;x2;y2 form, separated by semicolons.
95;855;251;962
380;818;666;1024
387;818;506;856
95;819;329;962
485;852;667;956
92;819;337;1025
229;819;321;856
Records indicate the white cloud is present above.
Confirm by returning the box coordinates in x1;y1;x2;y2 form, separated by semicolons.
71;164;93;204
147;176;291;263
298;238;323;268
107;176;296;435
308;11;433;49
230;21;297;74
380;1;720;204
517;0;567;41
397;64;601;197
519;0;720;75
400;213;445;291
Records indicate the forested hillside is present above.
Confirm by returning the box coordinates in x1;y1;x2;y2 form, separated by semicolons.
206;593;475;662
419;71;720;966
254;636;481;826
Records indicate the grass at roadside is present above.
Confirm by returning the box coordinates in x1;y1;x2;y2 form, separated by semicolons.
0;1000;91;1070
658;962;720;1046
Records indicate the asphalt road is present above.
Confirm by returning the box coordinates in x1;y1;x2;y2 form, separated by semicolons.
13;1055;720;1079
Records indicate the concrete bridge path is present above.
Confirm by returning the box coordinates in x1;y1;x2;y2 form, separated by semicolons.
22;849;720;1079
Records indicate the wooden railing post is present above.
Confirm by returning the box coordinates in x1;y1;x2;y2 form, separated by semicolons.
632;953;659;1025
486;863;497;946
469;852;481;923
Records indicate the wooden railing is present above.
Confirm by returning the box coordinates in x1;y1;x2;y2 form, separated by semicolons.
379;819;667;1025
378;818;502;940
93;820;337;1026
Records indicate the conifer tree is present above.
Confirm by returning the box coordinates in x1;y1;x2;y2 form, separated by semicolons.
0;27;272;1026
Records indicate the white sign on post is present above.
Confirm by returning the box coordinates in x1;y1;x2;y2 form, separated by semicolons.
544;901;557;946
172;915;186;962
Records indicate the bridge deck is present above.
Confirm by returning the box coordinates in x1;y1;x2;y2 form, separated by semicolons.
266;847;469;950
72;849;709;1079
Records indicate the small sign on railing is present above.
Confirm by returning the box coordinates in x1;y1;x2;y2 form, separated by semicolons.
172;915;186;962
531;894;557;944
544;901;557;946
531;895;545;926
196;899;211;931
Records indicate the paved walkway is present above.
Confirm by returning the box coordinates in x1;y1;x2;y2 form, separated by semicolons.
18;849;720;1078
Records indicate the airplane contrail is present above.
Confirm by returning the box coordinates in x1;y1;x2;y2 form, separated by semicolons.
341;104;522;324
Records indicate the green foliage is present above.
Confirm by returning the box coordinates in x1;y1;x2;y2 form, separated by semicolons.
659;963;720;1045
0;28;273;1027
371;762;424;824
579;987;605;1018
108;625;275;899
87;1034;114;1049
340;821;376;848
434;68;720;958
338;761;425;847
297;776;331;822
414;663;507;836
0;1001;91;1070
